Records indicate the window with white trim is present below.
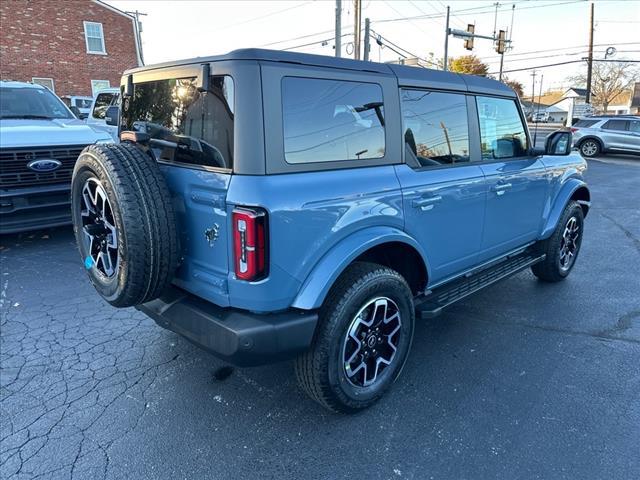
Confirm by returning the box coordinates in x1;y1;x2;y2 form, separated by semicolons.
91;80;110;97
84;21;106;54
32;77;55;92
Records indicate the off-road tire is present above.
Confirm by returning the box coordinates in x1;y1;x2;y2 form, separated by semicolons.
294;262;415;413
71;143;179;307
531;201;584;282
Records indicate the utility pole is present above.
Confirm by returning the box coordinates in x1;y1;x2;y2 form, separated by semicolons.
499;4;515;82
125;9;147;65
443;6;450;71
585;2;594;104
533;73;544;146
530;70;537;117
353;0;362;60
492;2;500;38
363;18;371;61
335;0;341;57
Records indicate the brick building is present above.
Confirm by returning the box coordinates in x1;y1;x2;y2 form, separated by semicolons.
0;0;142;97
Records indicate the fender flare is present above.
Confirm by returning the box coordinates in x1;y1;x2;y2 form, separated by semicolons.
540;178;590;239
291;226;430;310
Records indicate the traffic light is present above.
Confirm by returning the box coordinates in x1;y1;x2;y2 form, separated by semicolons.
496;29;506;54
464;24;475;50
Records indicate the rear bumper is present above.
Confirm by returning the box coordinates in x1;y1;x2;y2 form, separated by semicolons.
137;286;318;367
0;184;71;234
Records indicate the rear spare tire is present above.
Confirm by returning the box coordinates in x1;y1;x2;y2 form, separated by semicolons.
71;143;179;307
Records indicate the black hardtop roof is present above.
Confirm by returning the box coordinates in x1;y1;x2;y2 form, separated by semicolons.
124;48;514;97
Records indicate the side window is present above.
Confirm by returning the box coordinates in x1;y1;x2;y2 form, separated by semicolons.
602;119;628;131
92;92;114;120
401;89;470;168
122;75;235;170
282;77;385;164
476;96;528;160
574;119;599;128
629;120;640;133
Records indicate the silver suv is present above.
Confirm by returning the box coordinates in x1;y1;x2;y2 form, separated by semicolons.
571;115;640;157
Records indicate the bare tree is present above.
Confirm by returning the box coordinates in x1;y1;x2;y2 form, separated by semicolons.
568;61;639;112
503;78;524;98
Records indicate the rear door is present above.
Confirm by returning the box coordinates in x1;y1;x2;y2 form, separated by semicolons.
601;119;639;152
120;71;236;306
475;95;549;261
396;89;486;284
627;120;640;152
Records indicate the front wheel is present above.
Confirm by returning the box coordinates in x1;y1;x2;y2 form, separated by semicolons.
294;262;415;413
531;201;584;282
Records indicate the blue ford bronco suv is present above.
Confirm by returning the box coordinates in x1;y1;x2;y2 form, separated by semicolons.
71;49;590;412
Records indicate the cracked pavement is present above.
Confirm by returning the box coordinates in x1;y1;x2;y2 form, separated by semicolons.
1;157;639;480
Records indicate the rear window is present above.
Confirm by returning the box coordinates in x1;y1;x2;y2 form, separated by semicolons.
282;77;385;164
574;119;599;128
121;75;234;170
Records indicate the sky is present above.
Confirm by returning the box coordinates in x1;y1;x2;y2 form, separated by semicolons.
106;0;640;94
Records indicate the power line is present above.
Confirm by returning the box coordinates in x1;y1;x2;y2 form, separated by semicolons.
216;1;314;32
489;58;640;75
374;0;584;24
282;33;351;52
259;28;337;48
369;29;440;66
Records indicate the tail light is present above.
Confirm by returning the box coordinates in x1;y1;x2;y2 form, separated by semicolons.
570;127;579;133
232;207;268;281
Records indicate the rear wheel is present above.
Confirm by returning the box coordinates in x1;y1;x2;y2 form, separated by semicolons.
579;139;601;157
71;143;179;307
531;201;584;282
294;262;415;413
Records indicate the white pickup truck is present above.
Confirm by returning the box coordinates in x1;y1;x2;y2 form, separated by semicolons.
85;88;120;142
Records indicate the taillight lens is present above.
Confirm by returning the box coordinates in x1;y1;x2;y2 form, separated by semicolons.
233;207;268;281
570;127;579;133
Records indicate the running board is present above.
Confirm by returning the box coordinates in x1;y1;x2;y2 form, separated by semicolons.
416;252;546;319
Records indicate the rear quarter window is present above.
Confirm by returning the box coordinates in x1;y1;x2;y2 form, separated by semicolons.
281;77;385;164
574;119;599;128
122;75;234;170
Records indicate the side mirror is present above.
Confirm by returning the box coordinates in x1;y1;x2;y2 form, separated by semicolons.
105;105;120;126
545;130;572;156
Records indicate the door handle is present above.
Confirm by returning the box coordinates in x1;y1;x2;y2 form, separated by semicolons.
412;195;442;211
491;183;512;196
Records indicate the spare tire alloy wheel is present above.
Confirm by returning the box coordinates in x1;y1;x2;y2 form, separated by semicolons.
80;178;118;278
342;297;402;388
72;144;179;307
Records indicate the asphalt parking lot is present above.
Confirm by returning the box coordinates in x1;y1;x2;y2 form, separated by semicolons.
1;156;639;480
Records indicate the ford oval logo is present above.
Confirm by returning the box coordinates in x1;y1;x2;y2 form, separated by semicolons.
27;159;62;173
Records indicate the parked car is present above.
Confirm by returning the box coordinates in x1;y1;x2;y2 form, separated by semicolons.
571;115;640;157
61;95;94;119
86;88;120;141
0;81;113;234
532;111;549;123
71;49;590;413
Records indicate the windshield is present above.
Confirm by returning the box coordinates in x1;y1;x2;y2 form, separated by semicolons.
0;86;73;119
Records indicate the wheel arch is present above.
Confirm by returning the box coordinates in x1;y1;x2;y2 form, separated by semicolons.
291;227;430;310
577;135;604;152
540;180;590;239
